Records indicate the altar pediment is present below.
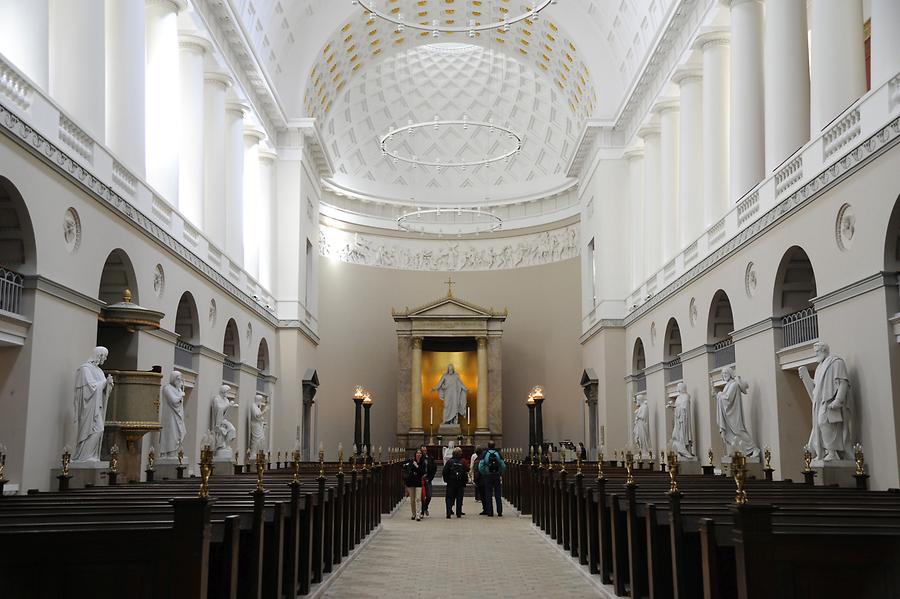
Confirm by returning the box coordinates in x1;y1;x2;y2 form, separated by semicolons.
394;295;507;320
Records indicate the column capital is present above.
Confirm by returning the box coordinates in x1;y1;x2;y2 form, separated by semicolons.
672;65;703;86
179;32;212;55
412;336;423;349
226;99;251;117
146;0;188;14
244;125;267;144
692;28;731;52
477;336;488;348
651;97;680;116
623;146;644;161
204;70;234;90
637;123;661;141
259;146;278;163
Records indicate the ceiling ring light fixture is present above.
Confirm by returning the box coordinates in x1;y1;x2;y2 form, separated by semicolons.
381;119;522;169
397;207;503;235
355;0;554;34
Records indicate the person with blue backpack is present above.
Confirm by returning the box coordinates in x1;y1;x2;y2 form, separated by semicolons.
477;440;507;517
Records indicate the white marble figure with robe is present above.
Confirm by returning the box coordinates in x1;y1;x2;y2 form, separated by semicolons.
249;394;269;455
799;342;853;461
715;366;760;458
632;393;650;454
159;371;186;457
211;385;238;459
432;364;468;425
73;347;114;462
667;382;695;459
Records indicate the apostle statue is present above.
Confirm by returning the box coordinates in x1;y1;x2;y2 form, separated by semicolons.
715;366;760;458
432;364;468;425
248;394;269;455
667;382;695;459
799;342;853;461
72;347;115;462
632;393;650;454
211;385;238;458
159;371;186;458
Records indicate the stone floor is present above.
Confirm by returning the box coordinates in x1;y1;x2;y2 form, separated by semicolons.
321;497;604;599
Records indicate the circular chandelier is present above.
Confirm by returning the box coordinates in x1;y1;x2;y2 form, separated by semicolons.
397;207;502;236
381;119;522;169
356;0;554;35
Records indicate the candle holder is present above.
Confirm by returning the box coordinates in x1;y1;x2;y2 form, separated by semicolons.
702;448;716;476
801;444;817;485
596;449;605;481
0;443;6;495
667;451;680;494
107;444;120;486
763;445;774;481
338;443;344;475
350;453;357;473
852;443;869;490
537;445;543;470
291;449;301;484
255;450;266;492
198;444;213;499
624;450;635;486
176;443;186;479
318;444;326;480
377;446;382;466
576;451;582;476
732;451;748;505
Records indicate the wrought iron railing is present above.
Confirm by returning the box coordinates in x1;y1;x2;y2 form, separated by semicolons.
664;357;683;383
634;373;647;393
174;340;194;369
781;307;818;348
713;337;736;368
0;268;24;315
223;358;239;384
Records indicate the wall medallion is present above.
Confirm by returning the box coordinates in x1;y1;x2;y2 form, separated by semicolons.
153;264;165;298
209;298;217;326
835;203;856;251
745;262;758;298
63;207;81;253
689;297;698;326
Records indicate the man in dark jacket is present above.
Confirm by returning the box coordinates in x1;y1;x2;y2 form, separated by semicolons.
441;446;468;518
478;440;507;517
418;445;437;517
402;450;424;521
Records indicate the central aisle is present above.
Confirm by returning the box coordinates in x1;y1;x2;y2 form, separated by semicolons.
323;497;603;599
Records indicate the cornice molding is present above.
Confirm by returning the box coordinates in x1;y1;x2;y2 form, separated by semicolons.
25;275;105;314
579;318;626;345
812;272;896;312
730;318;778;343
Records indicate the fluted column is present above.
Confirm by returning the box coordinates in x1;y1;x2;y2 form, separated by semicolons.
728;0;765;201
694;30;730;227
638;124;661;276
105;0;146;175
224;101;248;265
242;126;265;279
764;0;809;171
810;0;865;132
673;67;703;244
871;0;900;88
0;0;49;89
258;147;276;291
624;147;644;289
477;337;489;433
178;32;210;227
654;99;680;262
145;0;184;202
202;71;231;248
410;337;423;432
49;0;105;140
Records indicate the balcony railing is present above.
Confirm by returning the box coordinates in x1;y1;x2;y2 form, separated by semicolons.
256;376;266;393
713;338;736;368
223;358;239;384
664;357;683;383
634;373;647;393
0;267;24;315
781;307;819;349
174;340;194;370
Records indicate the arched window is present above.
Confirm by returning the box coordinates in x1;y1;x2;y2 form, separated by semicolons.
98;249;138;306
174;292;200;370
708;290;735;368
773;246;818;348
664;318;683;382
632;338;646;392
223;318;240;383
256;338;270;374
0;178;36;316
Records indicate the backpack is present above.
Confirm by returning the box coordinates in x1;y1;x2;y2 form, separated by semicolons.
487;451;501;473
402;461;413;480
449;460;467;485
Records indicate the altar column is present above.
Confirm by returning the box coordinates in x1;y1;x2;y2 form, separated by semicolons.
476;337;489;433
410;337;423;434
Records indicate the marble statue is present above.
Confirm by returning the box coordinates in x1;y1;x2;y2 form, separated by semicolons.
159;371;186;457
799;342;853;461
432;365;468;425
72;347;115;462
249;394;269;455
211;385;238;459
667;382;695;459
632;393;650;453
443;440;456;462
715;366;760;458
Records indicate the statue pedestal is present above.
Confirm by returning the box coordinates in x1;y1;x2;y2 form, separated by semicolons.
437;424;462;438
212;455;234;476
721;455;764;479
676;458;702;475
811;459;857;488
155;457;185;480
51;461;109;489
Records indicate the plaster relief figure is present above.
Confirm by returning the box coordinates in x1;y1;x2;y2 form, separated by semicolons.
211;385;238;459
715;366;760;458
432;365;468;425
668;382;695;459
72;347;114;462
249;394;270;455
632;393;650;453
159;371;186;457
799;342;853;461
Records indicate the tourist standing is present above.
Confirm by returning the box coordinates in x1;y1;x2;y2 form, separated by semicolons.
478;441;507;517
471;446;485;512
578;442;588;461
442;446;468;518
403;450;424;521
418;445;436;517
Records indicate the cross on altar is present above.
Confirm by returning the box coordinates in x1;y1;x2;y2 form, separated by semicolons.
445;276;455;297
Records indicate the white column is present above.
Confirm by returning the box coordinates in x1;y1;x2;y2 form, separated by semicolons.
178;32;210;228
243;126;265;279
871;0;900;88
810;0;865;132
694;30;730;227
411;337;423;432
764;0;809;171
727;0;765;201
654;99;680;262
145;0;184;203
105;0;146;175
476;336;489;433
49;0;105;140
258;147;276;291
203;72;232;248
638;124;661;275
624;147;645;289
0;0;49;89
674;66;704;245
225;101;248;266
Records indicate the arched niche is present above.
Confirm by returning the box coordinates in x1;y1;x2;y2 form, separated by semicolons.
256;338;270;374
708;290;735;368
175;292;200;344
98;249;139;306
222;318;241;385
632;337;646;393
0;177;37;276
773;246;818;348
663;318;683;383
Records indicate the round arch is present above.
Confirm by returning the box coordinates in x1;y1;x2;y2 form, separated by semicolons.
707;290;735;344
174;291;200;344
772;246;817;317
0;176;37;275
663;318;683;362
632;337;646;373
223;318;241;362
883;193;900;272
99;248;139;305
256;338;270;374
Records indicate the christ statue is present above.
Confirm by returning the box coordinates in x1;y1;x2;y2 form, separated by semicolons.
432;364;468;425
